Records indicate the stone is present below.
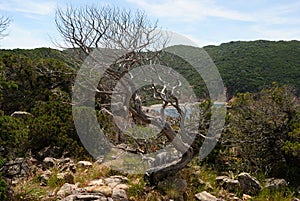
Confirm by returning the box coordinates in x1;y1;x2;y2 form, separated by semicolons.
43;157;57;169
112;188;128;201
115;184;129;190
7;163;21;176
40;170;52;186
77;161;93;168
215;176;240;192
107;182;119;188
57;183;79;198
104;177;122;185
237;173;262;195
60;195;76;201
76;194;107;200
215;176;229;185
88;179;105;186
95;155;105;164
58;158;75;172
1;157;30;179
195;191;218;201
265;178;288;190
109;175;129;182
86;185;112;196
57;172;75;184
242;194;252;200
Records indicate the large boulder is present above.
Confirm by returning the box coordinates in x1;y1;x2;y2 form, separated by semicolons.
237;173;262;195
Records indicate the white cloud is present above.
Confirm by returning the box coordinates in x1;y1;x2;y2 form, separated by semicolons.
127;0;254;22
0;0;57;16
127;0;300;25
127;0;300;43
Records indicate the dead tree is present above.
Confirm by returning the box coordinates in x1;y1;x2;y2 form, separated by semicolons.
56;5;218;184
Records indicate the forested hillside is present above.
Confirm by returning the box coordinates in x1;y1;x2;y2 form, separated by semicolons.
204;40;300;98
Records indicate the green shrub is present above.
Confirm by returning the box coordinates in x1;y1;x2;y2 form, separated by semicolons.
0;175;7;201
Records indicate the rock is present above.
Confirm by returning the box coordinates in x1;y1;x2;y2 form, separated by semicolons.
265;178;288;190
107;182;120;188
58;158;74;172
77;161;93;168
88;179;105;186
195;191;218;201
242;194;252;200
60;195;76;201
77;194;107;200
1;157;30;179
115;184;129;190
237;173;262;195
109;175;129;182
40;170;52;186
95;155;105;164
215;176;240;192
43;157;57;169
57;172;75;184
112;188;128;201
86;185;112;196
104;177;122;185
57;183;79;198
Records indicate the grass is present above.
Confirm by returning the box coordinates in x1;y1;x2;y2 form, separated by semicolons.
126;174;146;199
11;163;112;200
252;188;296;201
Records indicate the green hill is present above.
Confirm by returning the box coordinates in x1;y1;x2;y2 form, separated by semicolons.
1;39;300;102
204;40;300;98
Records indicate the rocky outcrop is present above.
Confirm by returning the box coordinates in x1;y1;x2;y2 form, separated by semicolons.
265;178;288;190
0;157;32;185
42;157;76;173
215;176;239;192
237;173;262;195
57;175;129;201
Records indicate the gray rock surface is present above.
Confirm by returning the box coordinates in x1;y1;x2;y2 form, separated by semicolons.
215;176;240;192
195;191;219;201
265;178;288;190
237;172;262;195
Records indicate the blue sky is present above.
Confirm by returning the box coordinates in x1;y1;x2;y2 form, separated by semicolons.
0;0;300;49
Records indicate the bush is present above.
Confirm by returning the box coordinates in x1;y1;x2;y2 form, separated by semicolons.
224;85;300;185
0;175;7;201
